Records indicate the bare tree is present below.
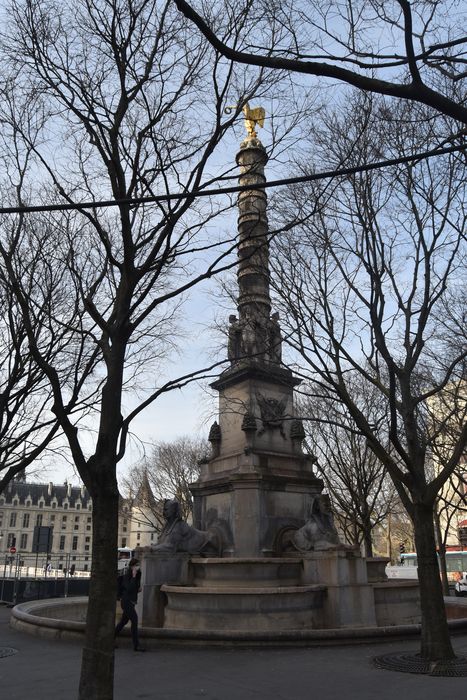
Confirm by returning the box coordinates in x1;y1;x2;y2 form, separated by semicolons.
270;94;466;661
0;1;294;697
122;435;208;528
430;380;467;593
372;503;415;561
0;84;99;493
144;436;207;520
176;0;467;124
301;386;396;557
0;278;57;489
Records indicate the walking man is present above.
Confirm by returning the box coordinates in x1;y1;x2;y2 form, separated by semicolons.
115;557;145;651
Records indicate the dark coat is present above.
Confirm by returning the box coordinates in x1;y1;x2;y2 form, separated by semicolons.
117;568;141;604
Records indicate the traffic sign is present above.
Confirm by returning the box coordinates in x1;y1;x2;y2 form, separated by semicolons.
9;547;16;554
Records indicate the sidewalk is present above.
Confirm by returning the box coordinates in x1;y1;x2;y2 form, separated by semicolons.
1;604;467;700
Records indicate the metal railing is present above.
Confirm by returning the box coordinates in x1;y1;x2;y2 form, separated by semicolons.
0;552;91;605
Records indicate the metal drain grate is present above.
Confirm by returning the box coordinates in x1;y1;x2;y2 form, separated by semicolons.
373;652;467;677
0;647;18;659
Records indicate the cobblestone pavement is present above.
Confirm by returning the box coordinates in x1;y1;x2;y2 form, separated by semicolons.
1;604;467;700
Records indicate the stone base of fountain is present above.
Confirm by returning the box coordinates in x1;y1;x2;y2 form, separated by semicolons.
133;548;421;634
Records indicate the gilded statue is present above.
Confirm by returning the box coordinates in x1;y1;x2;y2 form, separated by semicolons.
243;102;265;137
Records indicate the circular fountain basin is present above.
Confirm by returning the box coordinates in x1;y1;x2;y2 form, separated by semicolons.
9;596;467;646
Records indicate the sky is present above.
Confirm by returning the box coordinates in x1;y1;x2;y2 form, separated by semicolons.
34;265;229;486
2;0;422;489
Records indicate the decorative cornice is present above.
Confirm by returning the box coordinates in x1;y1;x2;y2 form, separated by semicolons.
211;362;301;391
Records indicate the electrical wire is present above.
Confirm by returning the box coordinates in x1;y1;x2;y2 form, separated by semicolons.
0;141;464;216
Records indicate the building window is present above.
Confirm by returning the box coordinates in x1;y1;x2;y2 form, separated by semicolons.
7;534;15;548
39;501;44;508
36;514;43;526
136;532;141;541
123;519;127;525
87;516;92;523
50;514;55;522
86;525;91;531
84;564;88;571
59;536;65;551
72;536;78;551
75;516;80;523
85;537;90;543
63;503;68;510
12;498;19;506
9;512;17;527
20;534;28;550
0;498;4;505
85;545;90;551
23;513;30;528
76;504;81;510
121;538;127;548
74;525;79;530
25;500;32;507
151;533;154;541
123;527;127;533
52;502;57;509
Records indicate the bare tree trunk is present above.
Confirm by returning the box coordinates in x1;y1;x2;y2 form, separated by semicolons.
363;528;373;558
413;503;454;660
79;480;119;700
361;503;373;557
386;513;392;560
434;511;450;597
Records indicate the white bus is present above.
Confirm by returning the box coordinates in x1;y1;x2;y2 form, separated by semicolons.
387;550;467;585
117;547;135;573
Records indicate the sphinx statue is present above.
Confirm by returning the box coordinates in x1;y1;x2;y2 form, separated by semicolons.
152;498;220;555
291;494;340;552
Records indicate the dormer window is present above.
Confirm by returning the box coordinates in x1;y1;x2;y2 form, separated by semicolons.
12;498;19;506
25;499;32;507
63;503;68;510
38;501;44;509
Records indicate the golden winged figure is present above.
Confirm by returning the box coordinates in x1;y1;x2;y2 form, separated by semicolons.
243;102;265;137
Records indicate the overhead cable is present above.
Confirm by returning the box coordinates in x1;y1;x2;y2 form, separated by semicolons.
0;141;464;216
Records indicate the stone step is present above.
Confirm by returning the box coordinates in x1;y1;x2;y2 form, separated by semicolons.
189;557;303;588
161;584;327;631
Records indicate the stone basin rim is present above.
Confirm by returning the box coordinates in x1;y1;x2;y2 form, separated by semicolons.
162;584;326;594
189;557;305;564
10;597;467;646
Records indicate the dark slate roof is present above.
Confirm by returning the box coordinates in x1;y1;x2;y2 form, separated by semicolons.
1;480;91;508
134;470;157;509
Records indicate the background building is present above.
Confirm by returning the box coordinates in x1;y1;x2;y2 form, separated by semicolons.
118;471;160;550
0;473;160;571
0;477;93;571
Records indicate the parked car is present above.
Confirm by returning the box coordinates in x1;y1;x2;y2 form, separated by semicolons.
454;576;467;597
